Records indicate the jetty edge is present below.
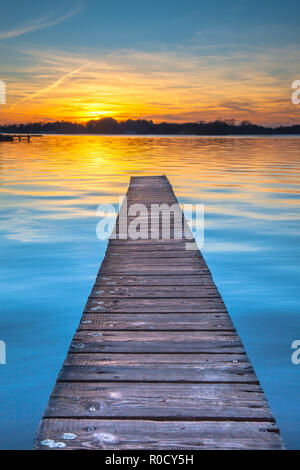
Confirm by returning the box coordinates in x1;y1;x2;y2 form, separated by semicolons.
34;175;285;450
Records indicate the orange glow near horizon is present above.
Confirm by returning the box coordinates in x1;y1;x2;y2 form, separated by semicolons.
1;48;300;126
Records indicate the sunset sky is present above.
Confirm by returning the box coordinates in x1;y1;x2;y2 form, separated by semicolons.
0;0;300;125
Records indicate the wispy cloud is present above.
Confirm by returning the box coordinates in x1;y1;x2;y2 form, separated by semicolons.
0;5;82;40
10;61;94;110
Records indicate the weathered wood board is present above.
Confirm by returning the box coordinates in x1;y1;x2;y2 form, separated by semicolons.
34;175;284;450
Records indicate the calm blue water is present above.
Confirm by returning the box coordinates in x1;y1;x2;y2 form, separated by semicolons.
0;135;299;449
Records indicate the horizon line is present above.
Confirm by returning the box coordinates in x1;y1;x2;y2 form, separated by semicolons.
1;117;300;129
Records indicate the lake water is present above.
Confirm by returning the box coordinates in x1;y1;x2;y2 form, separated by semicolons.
0;135;299;449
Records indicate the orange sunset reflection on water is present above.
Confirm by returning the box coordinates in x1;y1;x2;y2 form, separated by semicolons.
1;135;300;222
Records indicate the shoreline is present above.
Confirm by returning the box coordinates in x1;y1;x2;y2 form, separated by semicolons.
2;133;300;138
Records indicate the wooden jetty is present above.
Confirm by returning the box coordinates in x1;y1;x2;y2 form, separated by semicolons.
34;175;284;450
0;133;42;142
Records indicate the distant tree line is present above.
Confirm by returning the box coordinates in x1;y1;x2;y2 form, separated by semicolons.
1;117;300;135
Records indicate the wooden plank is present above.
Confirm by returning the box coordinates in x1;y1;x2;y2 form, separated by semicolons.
84;298;226;313
78;313;234;330
63;352;249;366
59;353;256;383
35;419;284;450
100;266;210;275
101;259;208;267
44;383;274;420
34;175;284;450
106;243;194;251
105;250;202;258
69;331;242;354
95;275;215;286
89;285;219;298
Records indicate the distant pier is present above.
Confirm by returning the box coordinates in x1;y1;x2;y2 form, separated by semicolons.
0;133;42;142
34;175;285;450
